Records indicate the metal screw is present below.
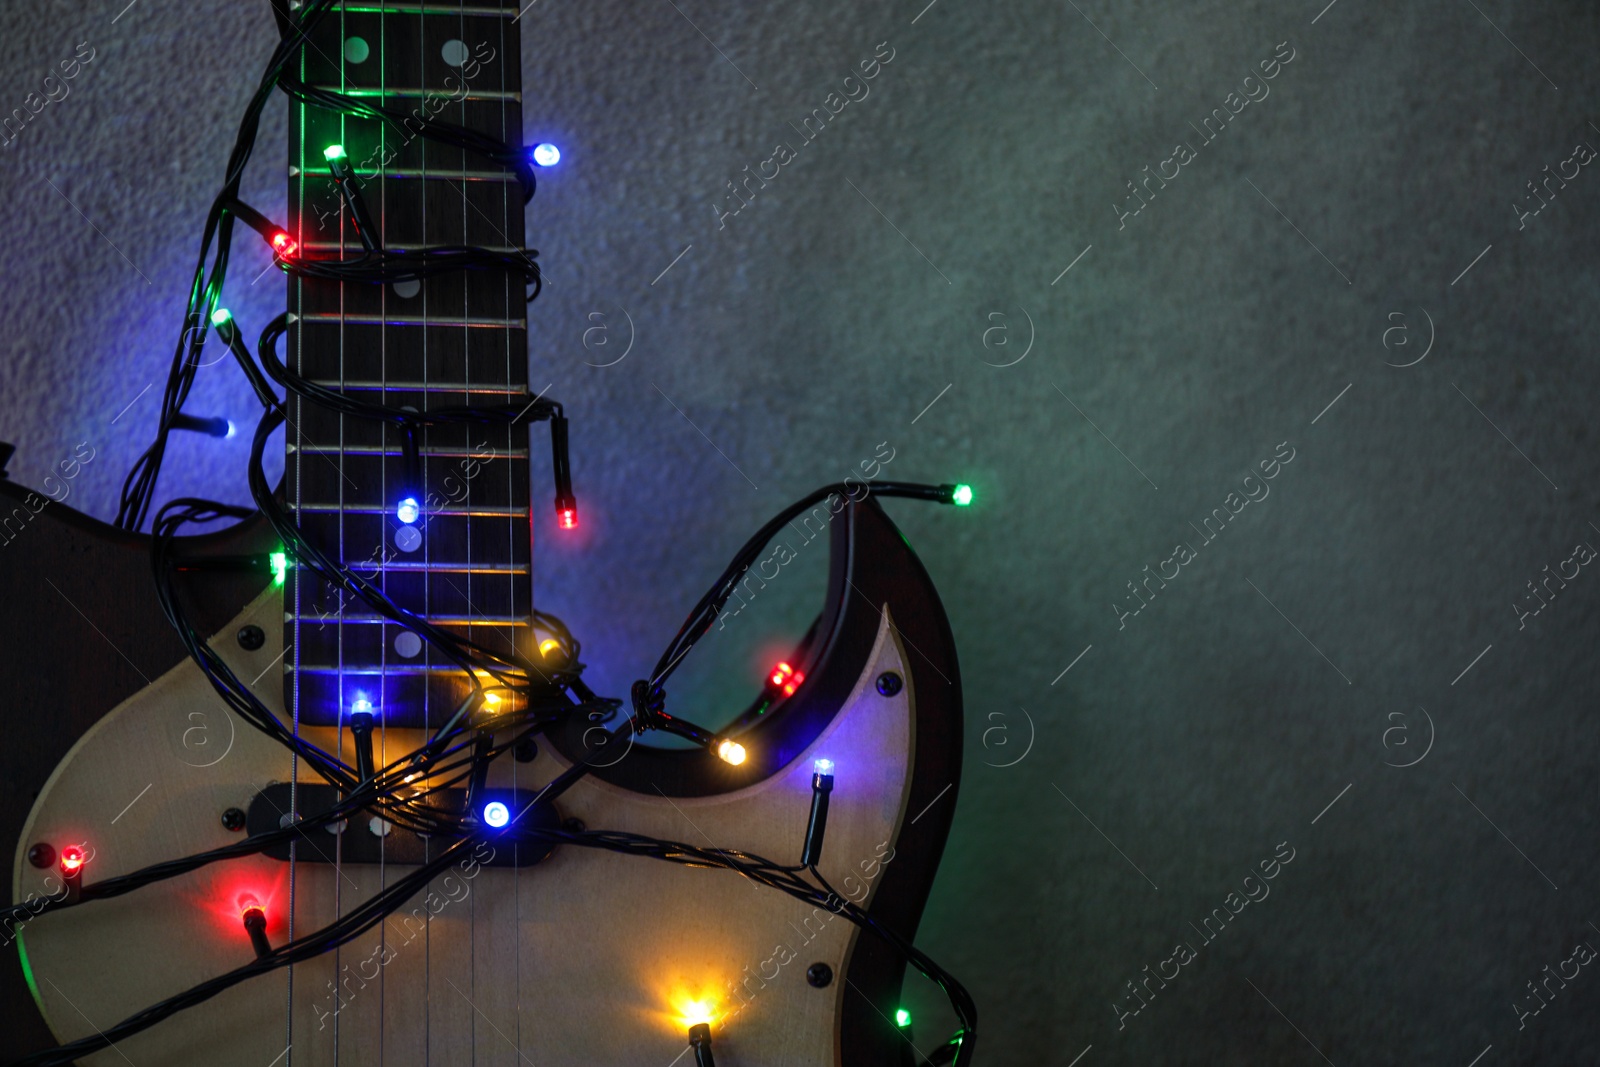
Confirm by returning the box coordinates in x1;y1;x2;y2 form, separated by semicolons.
514;739;539;763
876;671;902;697
27;843;54;869
221;808;247;831
236;625;265;651
806;962;833;988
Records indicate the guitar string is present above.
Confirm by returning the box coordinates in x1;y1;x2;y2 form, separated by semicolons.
495;0;524;1054
376;2;389;1062
333;4;347;1060
418;7;432;1063
287;21;305;1064
458;1;476;1062
47;3;981;1060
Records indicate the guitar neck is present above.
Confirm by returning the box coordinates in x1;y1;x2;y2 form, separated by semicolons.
283;0;532;729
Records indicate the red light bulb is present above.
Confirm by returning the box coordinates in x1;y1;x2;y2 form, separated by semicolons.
557;505;578;530
58;845;86;875
769;661;804;696
271;231;297;257
238;894;272;958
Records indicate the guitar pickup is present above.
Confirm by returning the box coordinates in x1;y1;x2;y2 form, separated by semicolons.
244;782;560;867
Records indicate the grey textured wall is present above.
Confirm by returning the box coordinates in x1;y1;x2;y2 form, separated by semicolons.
2;0;1599;1063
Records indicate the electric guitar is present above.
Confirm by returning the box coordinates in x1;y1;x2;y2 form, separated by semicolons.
1;3;965;1063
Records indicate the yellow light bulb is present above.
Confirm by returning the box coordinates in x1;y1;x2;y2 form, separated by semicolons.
678;999;715;1028
484;691;501;706
715;740;746;766
538;638;561;657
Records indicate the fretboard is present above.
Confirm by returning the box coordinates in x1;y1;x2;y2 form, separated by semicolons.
283;0;531;729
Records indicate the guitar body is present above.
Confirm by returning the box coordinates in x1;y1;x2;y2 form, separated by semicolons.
5;3;968;1062
5;487;963;1064
0;479;278;1056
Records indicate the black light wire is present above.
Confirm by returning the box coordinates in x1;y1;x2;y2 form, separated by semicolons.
10;837;480;1067
15;479;983;1065
650;480;964;692
244;405;561;695
60;0;978;1059
246;311;582;698
274;76;538;200
228;196;544;297
150;496;356;789
114;0;342;532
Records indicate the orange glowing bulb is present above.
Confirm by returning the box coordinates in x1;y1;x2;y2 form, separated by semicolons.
679;999;715;1027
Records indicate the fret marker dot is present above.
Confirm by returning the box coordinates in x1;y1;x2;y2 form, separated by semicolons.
395;631;423;659
343;37;369;64
395;525;422;552
441;40;470;67
393;278;421;299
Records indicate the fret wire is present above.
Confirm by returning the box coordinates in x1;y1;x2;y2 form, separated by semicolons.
290;166;516;182
297;312;527;328
290;443;531;457
337;3;515;15
290;664;494;676
296;241;526;253
303;379;527;393
289;613;529;624
307;84;521;102
347;561;530;572
295;503;525;516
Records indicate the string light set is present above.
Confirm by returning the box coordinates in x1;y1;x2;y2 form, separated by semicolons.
14;2;979;1064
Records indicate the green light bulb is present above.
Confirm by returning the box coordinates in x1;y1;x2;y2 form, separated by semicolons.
895;1008;912;1028
324;143;347;162
951;484;974;507
269;551;289;587
210;307;231;326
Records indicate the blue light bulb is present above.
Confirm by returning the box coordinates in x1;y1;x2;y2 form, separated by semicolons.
396;496;420;524
352;696;373;715
531;142;561;167
483;801;510;828
814;758;834;774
